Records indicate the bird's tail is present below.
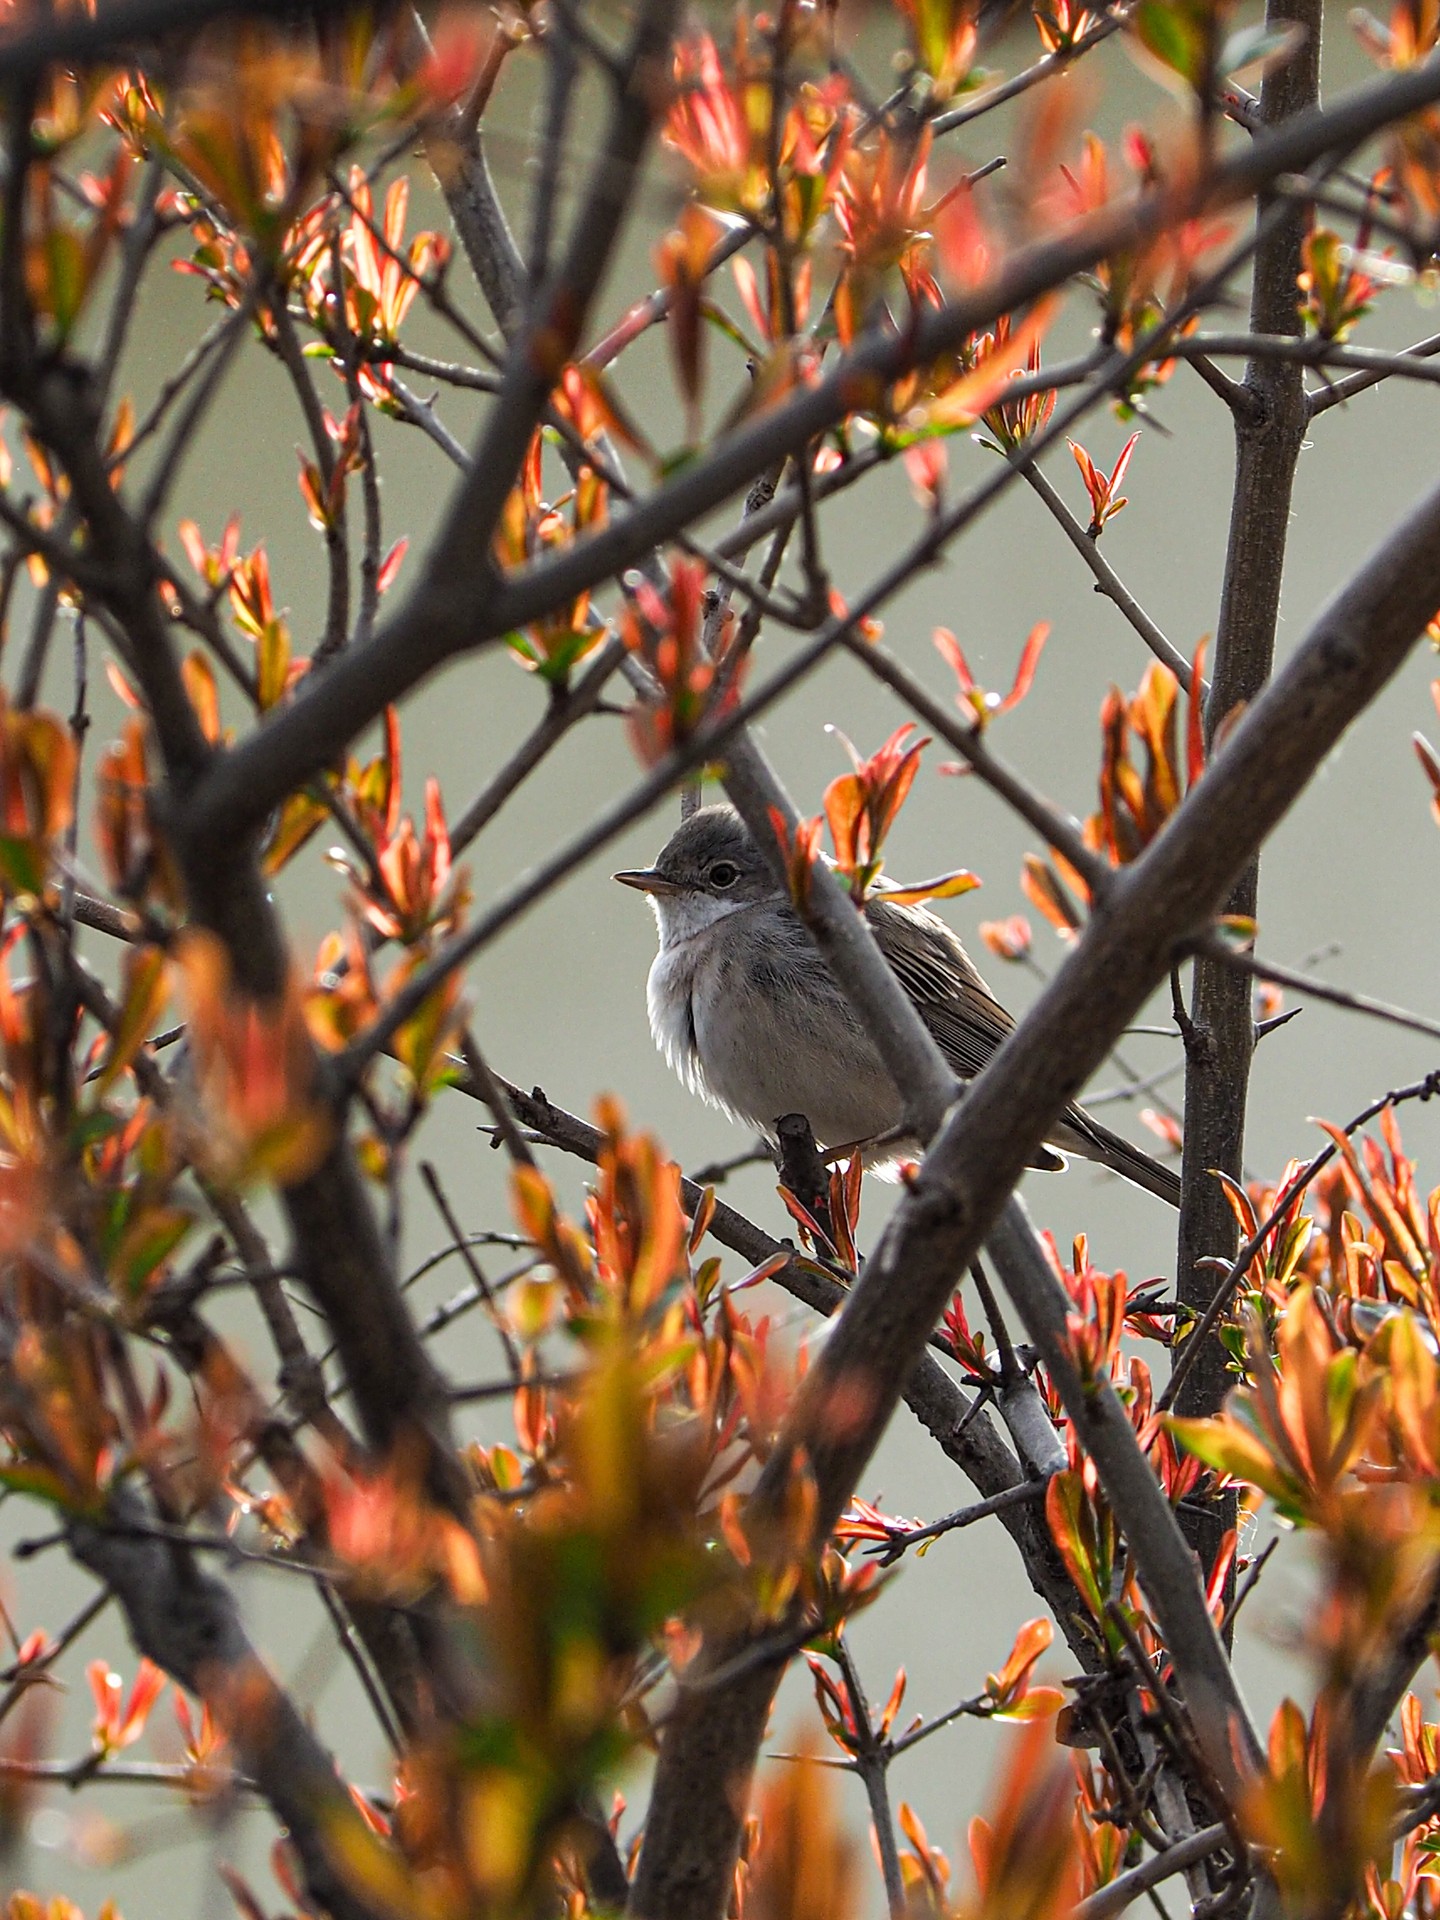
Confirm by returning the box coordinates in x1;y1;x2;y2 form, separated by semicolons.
1051;1108;1182;1208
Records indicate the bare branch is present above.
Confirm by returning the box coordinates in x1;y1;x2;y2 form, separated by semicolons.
984;1199;1260;1787
1305;327;1440;414
0;0;354;77
930;10;1127;134
866;1479;1048;1563
413;6;525;340
271;297;349;658
1193;936;1440;1044
1022;462;1201;692
1074;1824;1234;1920
833;1641;905;1919
1173;0;1322;1604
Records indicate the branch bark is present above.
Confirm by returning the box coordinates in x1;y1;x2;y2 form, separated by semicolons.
0;0;355;75
414;7;526;341
1175;0;1323;1588
67;1490;391;1920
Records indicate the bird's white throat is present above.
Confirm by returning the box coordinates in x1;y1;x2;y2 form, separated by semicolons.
649;888;755;951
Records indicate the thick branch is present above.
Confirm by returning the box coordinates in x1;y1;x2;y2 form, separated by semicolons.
416;13;526;340
0;0;353;75
67;1490;390;1920
1175;0;1322;1531
982;1200;1256;1780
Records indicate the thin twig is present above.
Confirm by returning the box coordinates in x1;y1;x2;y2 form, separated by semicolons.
866;1479;1048;1564
1306;327;1440;414
419;1160;523;1379
931;10;1128;134
1194;935;1440;1045
1023;463;1202;693
449;639;627;853
273;295;349;658
1073;1825;1234;1920
833;1640;905;1920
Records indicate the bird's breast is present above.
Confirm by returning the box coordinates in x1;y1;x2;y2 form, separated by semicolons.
646;943;705;1093
651;923;902;1149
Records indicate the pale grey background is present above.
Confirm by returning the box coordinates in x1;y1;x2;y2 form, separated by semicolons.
4;6;1440;1912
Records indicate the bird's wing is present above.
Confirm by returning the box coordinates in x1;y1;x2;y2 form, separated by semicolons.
863;894;1178;1198
863;896;1015;1081
863;896;1068;1174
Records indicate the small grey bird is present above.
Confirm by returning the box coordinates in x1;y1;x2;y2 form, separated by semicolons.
614;805;1181;1206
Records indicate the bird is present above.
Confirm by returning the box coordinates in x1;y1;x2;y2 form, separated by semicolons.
614;804;1181;1207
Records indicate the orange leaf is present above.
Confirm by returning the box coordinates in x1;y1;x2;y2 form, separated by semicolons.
925;296;1060;427
881;868;981;906
1020;855;1082;936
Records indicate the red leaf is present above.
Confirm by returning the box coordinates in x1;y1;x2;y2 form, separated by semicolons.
997;622;1049;714
376;537;408;597
1187;636;1209;790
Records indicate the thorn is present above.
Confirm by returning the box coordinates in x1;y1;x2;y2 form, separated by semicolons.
1254;1004;1303;1042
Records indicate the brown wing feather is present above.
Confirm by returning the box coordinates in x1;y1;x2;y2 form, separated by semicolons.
863;895;1066;1174
864;895;1013;1078
863;894;1181;1205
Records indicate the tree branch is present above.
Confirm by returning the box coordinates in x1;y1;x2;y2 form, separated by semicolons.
413;7;525;340
983;1199;1259;1785
1073;1823;1234;1920
66;1488;392;1920
0;0;355;76
1022;462;1201;692
1173;0;1323;1601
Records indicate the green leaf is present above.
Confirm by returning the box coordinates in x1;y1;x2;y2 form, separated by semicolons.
96;947;169;1098
699;298;758;360
991;1686;1066;1722
115;1206;194;1295
0;834;46;896
1133;0;1200;79
0;1460;82;1509
1045;1470;1111;1621
43;227;87;338
1166;1411;1311;1517
69;1109;123;1153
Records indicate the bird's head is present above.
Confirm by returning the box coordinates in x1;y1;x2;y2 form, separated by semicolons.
613;806;781;947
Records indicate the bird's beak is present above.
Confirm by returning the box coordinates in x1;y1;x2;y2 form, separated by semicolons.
612;867;681;895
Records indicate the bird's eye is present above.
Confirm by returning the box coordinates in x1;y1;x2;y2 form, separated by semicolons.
709;861;740;889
